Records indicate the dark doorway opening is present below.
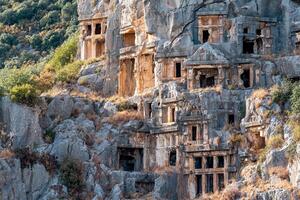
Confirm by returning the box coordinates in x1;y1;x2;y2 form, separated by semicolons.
147;103;152;118
240;69;251;88
203;30;210;43
228;114;235;125
95;23;101;35
169;150;176;166
206;157;214;168
175;62;182;78
196;175;202;195
256;29;262;36
171;108;176;122
243;28;249;34
118;148;143;172
206;174;214;193
218;173;225;191
192;126;197;141
243;38;254;54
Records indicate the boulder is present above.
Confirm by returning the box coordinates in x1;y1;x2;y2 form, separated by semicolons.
261;148;288;180
50;119;90;162
46;96;74;120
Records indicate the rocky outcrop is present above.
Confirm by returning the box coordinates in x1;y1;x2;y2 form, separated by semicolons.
288;144;300;188
0;97;43;149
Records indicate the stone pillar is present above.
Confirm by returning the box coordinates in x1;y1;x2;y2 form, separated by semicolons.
188;174;196;198
224;155;230;186
203;123;209;144
189;156;194;171
213;156;218;192
187;69;194;90
202;174;206;194
213;173;218;192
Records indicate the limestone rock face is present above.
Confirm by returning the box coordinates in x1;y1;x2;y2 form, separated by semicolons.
288;144;300;188
50;118;92;162
256;189;291;200
0;159;26;200
0;97;43;149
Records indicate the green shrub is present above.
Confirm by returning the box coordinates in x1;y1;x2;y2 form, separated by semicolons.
30;34;43;50
117;101;138;111
0;33;17;46
46;33;78;70
271;79;295;105
42;30;65;50
0;67;36;93
291;85;300;114
56;60;84;83
9;84;38;106
59;158;84;193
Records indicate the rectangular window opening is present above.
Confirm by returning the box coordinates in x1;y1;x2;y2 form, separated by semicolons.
217;156;224;168
175;62;182;78
195;157;202;169
206;156;214;169
95;23;102;35
192;126;197;141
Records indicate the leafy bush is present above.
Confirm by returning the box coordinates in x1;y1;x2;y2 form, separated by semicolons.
56;60;84;83
271;80;295;105
59;158;84;193
117;101;138;111
46;34;78;70
291;85;300;114
0;33;17;46
9;84;38;106
0;67;36;93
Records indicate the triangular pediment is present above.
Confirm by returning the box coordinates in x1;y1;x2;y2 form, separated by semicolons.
185;43;230;66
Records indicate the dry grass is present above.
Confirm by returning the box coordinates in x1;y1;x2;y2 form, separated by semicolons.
291;122;300;142
229;134;245;146
105;95;126;104
269;167;289;180
0;149;15;159
192;85;222;94
252;89;269;99
267;134;284;149
107;111;143;125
